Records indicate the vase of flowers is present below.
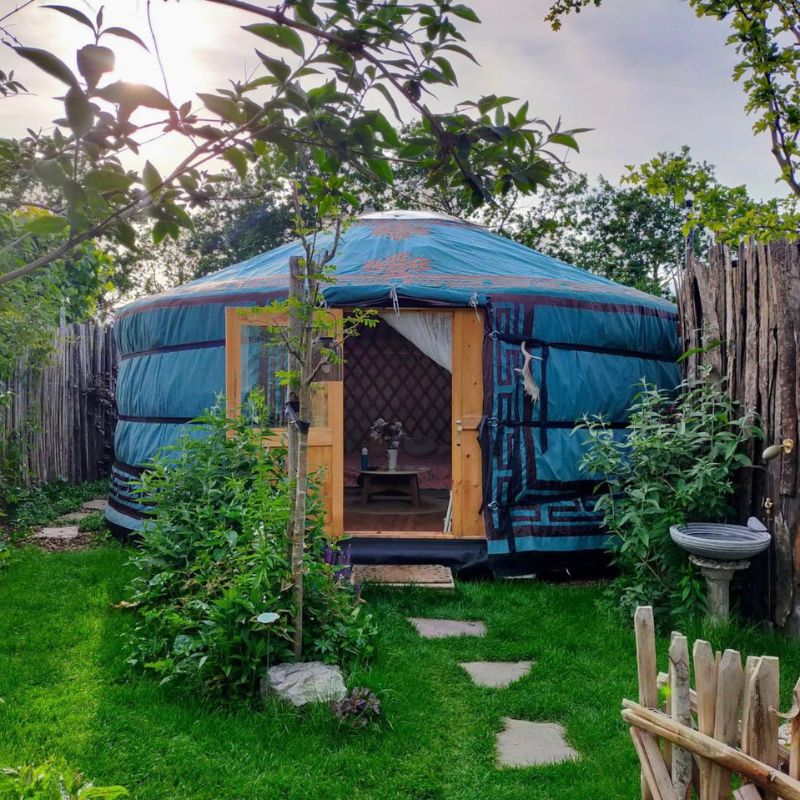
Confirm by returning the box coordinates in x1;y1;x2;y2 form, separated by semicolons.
369;417;404;471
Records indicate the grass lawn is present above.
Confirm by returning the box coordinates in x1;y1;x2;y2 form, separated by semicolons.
3;546;800;799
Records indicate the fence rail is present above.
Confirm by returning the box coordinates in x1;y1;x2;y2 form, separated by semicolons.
0;322;117;488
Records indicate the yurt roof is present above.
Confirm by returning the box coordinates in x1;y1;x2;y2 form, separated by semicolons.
118;209;675;320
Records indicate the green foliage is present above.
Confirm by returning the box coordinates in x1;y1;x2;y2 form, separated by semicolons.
547;1;800;202
0;761;127;800
0;205;115;379
579;368;762;623
124;396;375;697
504;172;683;297
624;146;800;245
2;0;583;291
77;512;108;535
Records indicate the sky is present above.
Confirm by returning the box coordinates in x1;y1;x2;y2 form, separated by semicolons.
0;0;783;200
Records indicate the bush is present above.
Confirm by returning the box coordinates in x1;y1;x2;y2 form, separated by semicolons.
124;397;376;697
0;761;127;800
579;368;762;623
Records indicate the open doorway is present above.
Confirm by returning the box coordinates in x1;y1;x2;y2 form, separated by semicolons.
343;315;452;533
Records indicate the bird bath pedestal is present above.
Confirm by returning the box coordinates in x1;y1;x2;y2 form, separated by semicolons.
670;518;771;622
688;555;750;621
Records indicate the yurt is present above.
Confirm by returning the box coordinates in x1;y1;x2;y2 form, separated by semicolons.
108;210;680;575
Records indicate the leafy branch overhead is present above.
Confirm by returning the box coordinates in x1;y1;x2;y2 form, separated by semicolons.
547;0;800;201
1;0;586;287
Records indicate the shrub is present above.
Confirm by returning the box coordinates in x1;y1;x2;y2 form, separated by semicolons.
0;760;127;800
124;396;376;697
579;368;762;623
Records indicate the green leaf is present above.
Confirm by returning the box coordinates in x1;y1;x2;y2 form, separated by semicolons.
96;81;174;111
548;131;580;151
77;44;115;89
368;110;400;146
65;86;93;138
448;4;480;23
256;50;291;82
142;160;163;196
242;23;305;57
23;215;69;235
14;46;78;88
42;5;95;32
114;220;136;248
197;93;245;124
371;82;401;121
84;169;134;192
102;27;150;51
33;158;67;187
441;43;479;65
223;146;248;179
367;158;394;184
152;218;178;244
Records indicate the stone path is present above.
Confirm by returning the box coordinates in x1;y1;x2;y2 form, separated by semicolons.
408;617;486;638
32;525;81;541
81;498;108;512
58;511;92;523
28;496;107;551
496;719;578;767
459;660;533;689
409;617;578;768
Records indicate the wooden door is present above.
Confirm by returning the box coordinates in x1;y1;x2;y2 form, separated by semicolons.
451;308;485;537
224;307;344;536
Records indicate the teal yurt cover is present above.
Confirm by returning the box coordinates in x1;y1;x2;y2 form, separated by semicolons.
109;210;680;570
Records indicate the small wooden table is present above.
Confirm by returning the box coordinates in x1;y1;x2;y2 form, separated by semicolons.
359;470;421;507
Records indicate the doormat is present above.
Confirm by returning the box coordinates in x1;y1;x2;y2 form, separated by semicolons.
351;563;455;589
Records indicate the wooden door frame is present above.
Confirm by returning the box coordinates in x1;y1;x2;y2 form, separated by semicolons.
224;306;344;536
341;307;486;540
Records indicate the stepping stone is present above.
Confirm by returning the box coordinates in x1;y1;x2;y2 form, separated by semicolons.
81;499;107;512
496;719;579;768
353;564;454;589
408;617;486;638
460;660;533;688
32;525;81;541
58;511;92;522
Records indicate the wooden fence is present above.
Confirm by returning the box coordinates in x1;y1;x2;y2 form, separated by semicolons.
624;605;800;800
678;240;800;630
0;322;117;487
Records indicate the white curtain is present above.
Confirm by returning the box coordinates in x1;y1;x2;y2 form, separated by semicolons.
380;311;452;372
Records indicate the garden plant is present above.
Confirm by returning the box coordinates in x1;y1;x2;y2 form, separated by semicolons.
125;395;375;697
579;367;763;623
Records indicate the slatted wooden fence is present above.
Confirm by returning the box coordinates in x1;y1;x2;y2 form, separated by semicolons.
678;241;800;629
0;322;117;487
624;605;800;800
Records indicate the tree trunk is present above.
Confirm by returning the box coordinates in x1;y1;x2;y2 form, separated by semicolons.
290;375;311;660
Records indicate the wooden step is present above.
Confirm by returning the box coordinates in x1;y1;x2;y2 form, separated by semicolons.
351;563;454;589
